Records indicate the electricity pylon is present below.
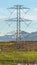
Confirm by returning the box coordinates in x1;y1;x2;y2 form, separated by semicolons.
5;5;32;41
5;5;32;65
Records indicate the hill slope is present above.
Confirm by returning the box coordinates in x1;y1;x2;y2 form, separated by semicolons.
0;31;37;41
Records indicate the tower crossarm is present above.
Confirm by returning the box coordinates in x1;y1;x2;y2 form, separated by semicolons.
5;18;17;22
20;18;32;22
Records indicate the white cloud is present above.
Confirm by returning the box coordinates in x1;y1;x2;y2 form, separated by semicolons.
33;8;37;11
0;16;8;20
0;32;6;36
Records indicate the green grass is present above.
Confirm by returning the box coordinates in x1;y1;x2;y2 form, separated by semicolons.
0;51;37;65
0;51;37;61
0;62;16;65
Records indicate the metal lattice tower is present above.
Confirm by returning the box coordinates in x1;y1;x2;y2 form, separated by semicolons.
4;5;32;65
5;5;32;41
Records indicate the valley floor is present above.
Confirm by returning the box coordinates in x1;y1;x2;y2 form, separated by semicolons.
0;41;37;65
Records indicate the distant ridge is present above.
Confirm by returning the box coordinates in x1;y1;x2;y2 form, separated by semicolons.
0;31;37;41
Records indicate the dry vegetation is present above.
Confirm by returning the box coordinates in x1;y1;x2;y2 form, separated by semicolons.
0;41;37;51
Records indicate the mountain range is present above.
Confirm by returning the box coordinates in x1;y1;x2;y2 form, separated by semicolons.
0;31;37;42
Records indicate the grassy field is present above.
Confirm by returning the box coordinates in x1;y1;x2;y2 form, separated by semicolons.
0;51;37;61
0;41;37;65
0;51;37;65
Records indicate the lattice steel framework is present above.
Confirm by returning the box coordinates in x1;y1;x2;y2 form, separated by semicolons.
5;5;32;41
4;5;33;65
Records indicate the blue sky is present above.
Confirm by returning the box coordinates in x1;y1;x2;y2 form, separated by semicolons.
0;0;37;8
0;0;37;36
